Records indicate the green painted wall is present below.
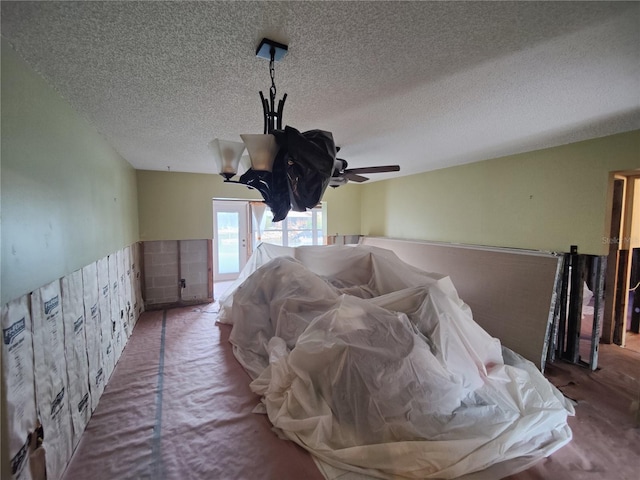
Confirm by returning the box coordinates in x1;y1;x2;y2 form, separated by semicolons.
136;170;362;241
137;170;261;240
322;183;362;236
361;131;639;255
1;40;139;305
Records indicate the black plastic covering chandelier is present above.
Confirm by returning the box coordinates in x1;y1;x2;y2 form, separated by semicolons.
209;38;399;222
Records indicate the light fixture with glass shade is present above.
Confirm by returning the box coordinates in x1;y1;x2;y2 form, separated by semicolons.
240;134;278;172
208;139;247;180
210;39;288;191
208;38;399;221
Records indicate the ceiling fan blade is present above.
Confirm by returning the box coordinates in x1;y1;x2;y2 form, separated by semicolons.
344;173;369;183
344;165;400;175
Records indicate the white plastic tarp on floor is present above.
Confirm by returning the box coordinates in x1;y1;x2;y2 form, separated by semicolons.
61;269;91;448
220;244;574;480
1;295;37;480
31;280;73;480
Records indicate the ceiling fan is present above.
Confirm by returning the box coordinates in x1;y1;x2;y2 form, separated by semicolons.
329;157;400;187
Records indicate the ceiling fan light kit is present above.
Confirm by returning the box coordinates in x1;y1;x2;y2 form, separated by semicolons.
210;38;399;220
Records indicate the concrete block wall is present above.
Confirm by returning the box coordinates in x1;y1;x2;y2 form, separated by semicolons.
143;239;211;308
180;240;210;301
143;240;180;305
328;234;363;245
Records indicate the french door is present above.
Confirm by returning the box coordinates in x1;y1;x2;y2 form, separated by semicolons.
213;200;249;281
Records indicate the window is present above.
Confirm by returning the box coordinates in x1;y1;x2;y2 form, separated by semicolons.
259;207;325;247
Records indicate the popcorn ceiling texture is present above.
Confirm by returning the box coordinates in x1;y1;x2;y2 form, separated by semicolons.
1;1;638;178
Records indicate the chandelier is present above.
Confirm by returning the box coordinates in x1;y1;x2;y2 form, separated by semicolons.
209;38;337;222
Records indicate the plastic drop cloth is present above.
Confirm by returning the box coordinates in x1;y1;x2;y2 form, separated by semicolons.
219;244;573;479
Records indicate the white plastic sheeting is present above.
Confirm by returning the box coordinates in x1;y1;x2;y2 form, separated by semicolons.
61;270;91;448
108;254;124;359
97;256;115;381
221;244;574;479
131;243;144;321
82;262;105;412
1;295;37;480
31;280;73;480
123;246;134;334
2;244;144;480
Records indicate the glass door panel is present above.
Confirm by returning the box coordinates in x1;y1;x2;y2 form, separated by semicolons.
213;201;248;281
217;212;240;274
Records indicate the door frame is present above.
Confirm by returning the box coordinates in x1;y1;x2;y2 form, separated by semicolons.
603;171;640;346
212;199;250;282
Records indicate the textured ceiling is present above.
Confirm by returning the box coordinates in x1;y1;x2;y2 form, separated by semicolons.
2;1;639;180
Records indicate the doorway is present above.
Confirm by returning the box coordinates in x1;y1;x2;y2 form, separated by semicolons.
213;200;249;282
603;172;640;352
